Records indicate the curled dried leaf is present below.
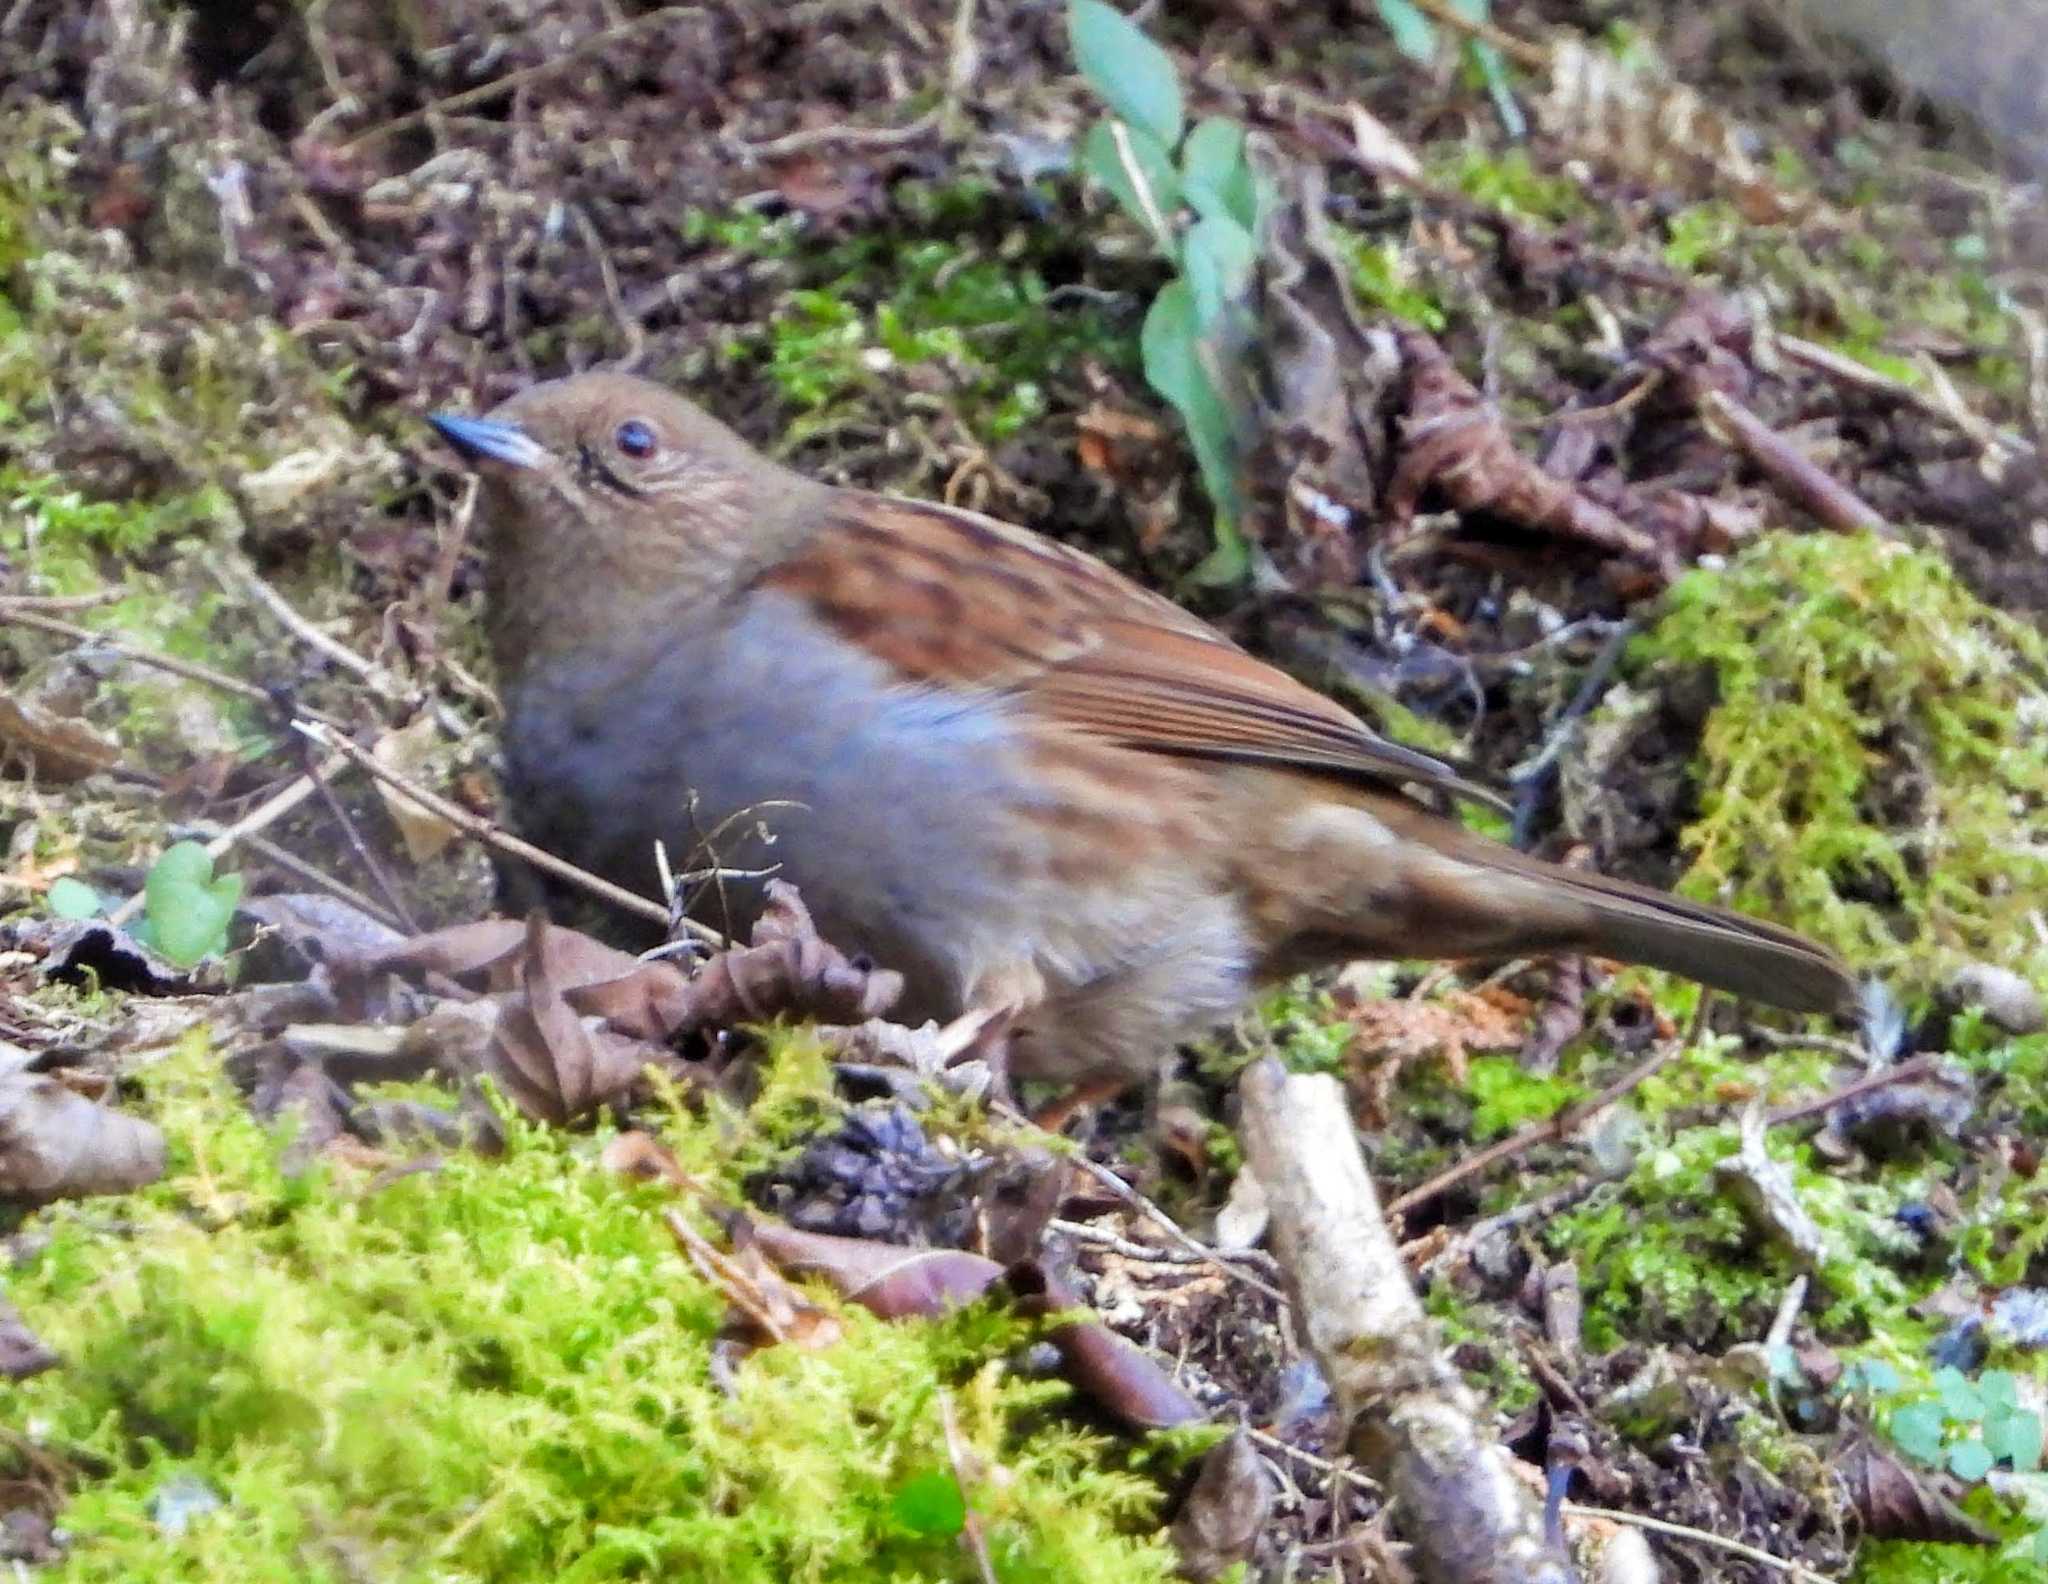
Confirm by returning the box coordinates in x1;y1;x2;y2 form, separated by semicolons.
481;913;673;1124
1170;1429;1274;1581
681;882;903;1028
1838;1432;1998;1545
1388;330;1673;575
1007;1259;1204;1432
0;1047;165;1205
746;1218;1005;1320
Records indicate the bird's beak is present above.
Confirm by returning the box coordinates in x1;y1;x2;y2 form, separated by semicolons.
427;413;549;470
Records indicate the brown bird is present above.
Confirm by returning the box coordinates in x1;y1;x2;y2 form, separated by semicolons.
430;372;1856;1091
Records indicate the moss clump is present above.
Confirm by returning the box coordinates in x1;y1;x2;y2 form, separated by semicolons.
1438;147;1589;223
1630;531;2048;990
1;1034;1177;1583
698;181;1128;446
1325;226;1449;332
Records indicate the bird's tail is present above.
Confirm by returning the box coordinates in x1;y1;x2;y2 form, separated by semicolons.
1448;842;1857;1014
1251;790;1859;1017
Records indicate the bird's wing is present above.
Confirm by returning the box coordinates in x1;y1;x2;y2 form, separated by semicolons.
756;492;1499;807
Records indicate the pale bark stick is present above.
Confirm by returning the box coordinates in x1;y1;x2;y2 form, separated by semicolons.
1237;1058;1571;1584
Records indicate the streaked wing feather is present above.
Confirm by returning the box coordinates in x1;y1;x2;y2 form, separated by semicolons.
761;494;1500;808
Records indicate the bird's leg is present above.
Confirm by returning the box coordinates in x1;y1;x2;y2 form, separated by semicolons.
961;960;1050;1113
1027;1074;1133;1134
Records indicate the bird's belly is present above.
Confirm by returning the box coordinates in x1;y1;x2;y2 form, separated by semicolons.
499;592;1045;1012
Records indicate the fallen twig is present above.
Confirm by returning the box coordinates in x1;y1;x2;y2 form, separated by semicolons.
1765;1053;1940;1130
1240;1059;1570;1583
220;558;407;702
725;109;941;162
1387;1039;1681;1219
294;737;419;933
1775;332;2033;466
0;604;345;728
1508;620;1638;848
289;720;710;941
1695;387;1888;535
241;834;406;931
1559;1502;1835;1583
0;589;122;612
990;1100;1287;1301
1746;1026;1872;1065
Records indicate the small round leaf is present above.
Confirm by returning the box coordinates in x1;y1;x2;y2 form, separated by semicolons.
46;876;103;920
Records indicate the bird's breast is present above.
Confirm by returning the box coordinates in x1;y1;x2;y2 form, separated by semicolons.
498;590;1056;1005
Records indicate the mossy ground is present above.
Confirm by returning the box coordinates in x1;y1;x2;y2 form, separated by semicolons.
1634;531;2048;991
7;2;2048;1580
2;1035;1180;1584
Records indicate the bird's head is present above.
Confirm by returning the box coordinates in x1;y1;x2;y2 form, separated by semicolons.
429;372;824;668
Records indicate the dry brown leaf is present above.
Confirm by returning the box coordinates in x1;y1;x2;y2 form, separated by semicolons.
1169;1429;1275;1581
665;1209;844;1351
1837;1432;1999;1545
678;882;903;1028
370;717;463;864
747;1218;1005;1320
0;1295;59;1381
1335;978;1530;1123
1007;1259;1205;1431
481;913;670;1124
0;1044;165;1205
0;691;120;782
1388;330;1673;575
244;893;410;960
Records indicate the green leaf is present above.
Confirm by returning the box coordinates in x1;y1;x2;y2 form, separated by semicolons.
1936;1366;1985;1423
1141;282;1248;583
1375;0;1437;61
1181;215;1256;332
1079;118;1181;250
1981;1370;2022;1413
1949;1437;1994;1482
1181;118;1258;233
1988;1409;2045;1472
1452;0;1525;138
1067;0;1183;148
890;1468;967;1536
1841;1359;1901;1398
144;840;243;968
1889;1401;1946;1463
46;876;103;920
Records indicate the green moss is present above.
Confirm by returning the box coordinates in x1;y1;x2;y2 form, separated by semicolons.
1548;1131;1783;1351
1661;200;1745;275
1424;1285;1538;1416
1438;147;1588;223
1327;228;1448;331
2;1033;1179;1582
1540;1031;1926;1350
1630;532;2048;990
712;187;1126;444
1463;1056;1584;1141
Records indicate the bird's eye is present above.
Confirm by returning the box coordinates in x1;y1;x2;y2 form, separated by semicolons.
614;419;657;459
